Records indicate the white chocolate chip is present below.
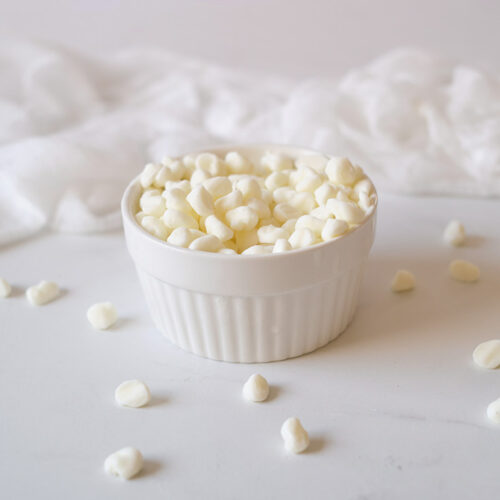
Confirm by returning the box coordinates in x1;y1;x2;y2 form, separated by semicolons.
203;176;232;199
325;157;358;185
242;244;273;255
225;151;253;174
214;189;244;218
281;417;310;454
288;192;316;214
226;206;259;231
326;198;365;224
265;171;290;191
472;340;500;369
242;374;270;402
218;248;237;255
295;167;323;193
186;186;214;217
195;152;225;176
140;163;161;188
261;152;293;172
357;191;375;211
391;270;415;292
153;165;176;188
261;188;273;206
281;218;297;235
449;259;479;283
235;177;261;201
336;189;351;202
167;228;204;248
310;206;331;220
272;186;295;204
274;203;301;224
314;183;337;206
26;281;60;306
160;156;174;167
443;220;466;247
353;178;374;196
104;447;143;480
257;224;289;244
188;234;222;253
0;278;12;298
227;174;247;186
141;188;161;197
273;238;292;253
163;180;191;195
190;168;211;186
321;218;349;240
163;188;193;215
168;160;186;180
182;154;196;168
247;197;271;220
162;209;198;230
287;171;302;188
139;192;165;217
357;189;369;206
205;215;234;242
141;216;169;240
295;154;328;172
87;302;118;330
487;398;500;423
295;215;325;236
289;228;317;249
115;380;151;408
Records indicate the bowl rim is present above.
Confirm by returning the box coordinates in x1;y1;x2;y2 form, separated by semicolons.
121;143;378;262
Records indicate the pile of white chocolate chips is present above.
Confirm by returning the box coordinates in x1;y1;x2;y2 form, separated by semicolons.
135;151;376;254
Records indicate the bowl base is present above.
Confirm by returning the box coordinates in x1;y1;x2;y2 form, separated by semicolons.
138;266;363;363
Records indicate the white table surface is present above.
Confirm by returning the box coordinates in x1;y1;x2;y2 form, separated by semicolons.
1;193;499;499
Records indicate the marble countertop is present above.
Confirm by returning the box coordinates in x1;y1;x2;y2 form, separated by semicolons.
1;193;499;499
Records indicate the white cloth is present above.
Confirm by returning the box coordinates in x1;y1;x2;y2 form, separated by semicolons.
1;42;499;245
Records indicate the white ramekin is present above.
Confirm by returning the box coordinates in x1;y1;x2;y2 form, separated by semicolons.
121;145;377;363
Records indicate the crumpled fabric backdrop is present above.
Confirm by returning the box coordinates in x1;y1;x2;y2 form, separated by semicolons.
1;41;499;246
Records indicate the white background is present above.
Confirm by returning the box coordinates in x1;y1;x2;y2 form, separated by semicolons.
1;0;500;76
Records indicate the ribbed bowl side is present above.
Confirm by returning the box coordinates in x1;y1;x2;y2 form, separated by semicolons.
137;264;364;363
